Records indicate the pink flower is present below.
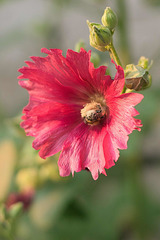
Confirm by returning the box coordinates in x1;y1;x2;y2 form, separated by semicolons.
18;48;143;180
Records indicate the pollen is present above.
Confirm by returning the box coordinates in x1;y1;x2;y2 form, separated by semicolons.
81;101;107;126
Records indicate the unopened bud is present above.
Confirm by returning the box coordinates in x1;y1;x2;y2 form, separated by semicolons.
87;20;112;52
138;56;153;71
8;202;23;219
6;190;34;211
125;64;152;91
138;56;149;70
101;7;117;31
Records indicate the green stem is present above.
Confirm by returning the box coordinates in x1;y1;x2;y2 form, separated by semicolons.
108;41;122;67
108;41;126;93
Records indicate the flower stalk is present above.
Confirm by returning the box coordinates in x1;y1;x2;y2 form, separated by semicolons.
107;41;122;67
107;41;126;93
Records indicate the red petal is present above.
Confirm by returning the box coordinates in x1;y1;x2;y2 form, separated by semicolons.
58;124;107;180
106;92;143;151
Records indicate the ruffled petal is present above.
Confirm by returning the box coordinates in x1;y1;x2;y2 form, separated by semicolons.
20;81;89;110
37;122;75;159
41;48;95;95
89;65;112;94
58;124;107;180
21;102;82;158
103;130;119;169
106;92;144;151
67;48;112;96
66;49;93;85
117;92;144;106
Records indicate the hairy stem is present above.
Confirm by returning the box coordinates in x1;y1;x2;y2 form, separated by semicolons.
108;41;126;93
108;41;122;67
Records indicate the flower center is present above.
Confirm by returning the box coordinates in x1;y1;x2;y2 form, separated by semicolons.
81;101;107;126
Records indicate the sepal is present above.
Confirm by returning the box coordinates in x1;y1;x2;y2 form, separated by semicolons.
87;20;112;52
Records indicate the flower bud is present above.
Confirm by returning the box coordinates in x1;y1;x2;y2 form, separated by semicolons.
138;56;153;71
8;202;23;218
138;56;149;70
87;21;112;52
6;190;34;211
124;64;152;91
101;7;118;31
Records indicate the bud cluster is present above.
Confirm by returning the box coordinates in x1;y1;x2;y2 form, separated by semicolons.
87;7;118;52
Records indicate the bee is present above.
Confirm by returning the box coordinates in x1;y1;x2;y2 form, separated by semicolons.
81;103;106;126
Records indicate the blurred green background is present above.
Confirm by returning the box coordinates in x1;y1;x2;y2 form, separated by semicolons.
0;0;160;239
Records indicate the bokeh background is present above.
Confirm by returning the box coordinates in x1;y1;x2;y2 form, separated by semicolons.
0;0;160;239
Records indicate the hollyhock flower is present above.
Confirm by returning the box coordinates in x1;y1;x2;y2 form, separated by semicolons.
18;48;143;180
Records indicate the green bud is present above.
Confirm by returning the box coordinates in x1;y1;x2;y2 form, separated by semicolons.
124;64;152;91
92;26;111;46
138;56;149;70
87;20;112;52
8;202;23;219
101;7;118;31
138;56;153;70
